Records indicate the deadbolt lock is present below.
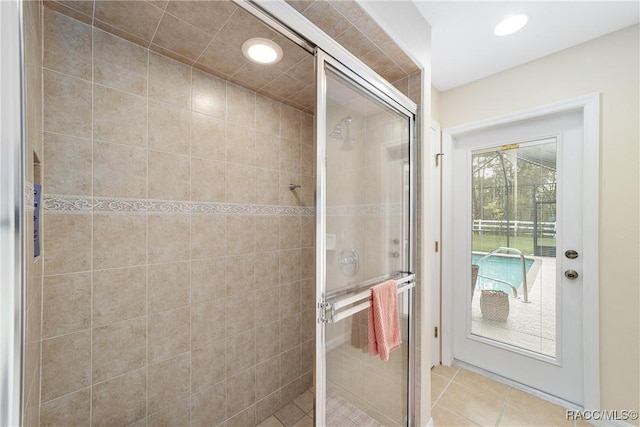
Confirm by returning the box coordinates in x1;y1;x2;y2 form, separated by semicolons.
564;250;579;259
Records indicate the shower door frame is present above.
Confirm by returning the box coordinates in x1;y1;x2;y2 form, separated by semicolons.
314;48;418;427
0;0;25;426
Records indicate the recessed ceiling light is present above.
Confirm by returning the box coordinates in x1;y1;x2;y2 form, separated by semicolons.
242;37;283;64
494;14;528;36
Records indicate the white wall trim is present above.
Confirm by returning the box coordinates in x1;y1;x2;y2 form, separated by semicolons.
440;93;601;410
419;66;434;427
441;128;454;366
429;120;442;367
580;94;601;411
357;1;431;69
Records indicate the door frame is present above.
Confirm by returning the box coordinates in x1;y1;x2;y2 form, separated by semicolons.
429;120;442;367
440;93;600;410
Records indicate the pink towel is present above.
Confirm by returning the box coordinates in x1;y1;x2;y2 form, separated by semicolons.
368;280;401;361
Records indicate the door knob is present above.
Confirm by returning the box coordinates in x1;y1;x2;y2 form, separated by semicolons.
564;270;579;280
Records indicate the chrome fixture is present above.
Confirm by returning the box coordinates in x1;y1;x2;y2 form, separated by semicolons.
337;248;359;276
320;272;415;324
288;183;301;190
564;270;579;280
564;249;579;259
330;116;353;151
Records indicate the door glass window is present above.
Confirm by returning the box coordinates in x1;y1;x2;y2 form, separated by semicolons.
470;139;557;357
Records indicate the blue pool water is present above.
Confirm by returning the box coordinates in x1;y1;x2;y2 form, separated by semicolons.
472;254;534;293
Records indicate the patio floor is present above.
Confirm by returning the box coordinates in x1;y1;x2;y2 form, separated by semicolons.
471;256;557;357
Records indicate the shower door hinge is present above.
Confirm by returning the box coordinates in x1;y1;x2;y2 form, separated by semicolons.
318;301;333;324
434;326;439;338
435;241;439;252
435;152;444;167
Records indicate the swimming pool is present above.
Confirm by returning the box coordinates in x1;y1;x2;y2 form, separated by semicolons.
472;253;534;293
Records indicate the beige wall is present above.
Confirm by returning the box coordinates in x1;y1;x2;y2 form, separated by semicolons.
22;1;43;426
438;25;640;415
39;9;314;426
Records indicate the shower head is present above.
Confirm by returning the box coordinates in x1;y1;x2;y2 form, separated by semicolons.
330;124;344;140
330;116;352;140
330;116;354;151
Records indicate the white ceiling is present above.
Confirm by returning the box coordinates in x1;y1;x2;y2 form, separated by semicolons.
412;1;640;91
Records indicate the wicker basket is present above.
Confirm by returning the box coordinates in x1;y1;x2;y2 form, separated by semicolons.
480;290;510;322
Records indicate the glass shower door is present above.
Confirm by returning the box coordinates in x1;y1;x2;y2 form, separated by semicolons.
315;50;416;426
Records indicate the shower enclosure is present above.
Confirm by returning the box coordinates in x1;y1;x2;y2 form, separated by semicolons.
315;51;417;425
2;0;422;425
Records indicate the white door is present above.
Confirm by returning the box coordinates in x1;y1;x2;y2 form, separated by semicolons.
447;110;585;405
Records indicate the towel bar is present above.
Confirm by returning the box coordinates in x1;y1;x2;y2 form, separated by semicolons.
320;273;415;324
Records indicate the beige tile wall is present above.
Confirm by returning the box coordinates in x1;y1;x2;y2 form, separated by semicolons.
40;9;314;426
287;0;420;82
23;1;44;427
42;0;315;113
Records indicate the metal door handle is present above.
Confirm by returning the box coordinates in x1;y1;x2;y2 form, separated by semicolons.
564;270;579;280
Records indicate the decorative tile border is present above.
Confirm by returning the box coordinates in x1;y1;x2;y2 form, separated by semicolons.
43;195;403;217
43;194;315;216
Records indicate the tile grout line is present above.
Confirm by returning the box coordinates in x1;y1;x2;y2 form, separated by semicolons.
495;386;512;427
430;367;459;408
432;367;492;427
223;78;230;426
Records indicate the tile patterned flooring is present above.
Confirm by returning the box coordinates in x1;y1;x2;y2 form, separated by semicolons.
258;390;313;427
260;364;586;427
431;365;589;427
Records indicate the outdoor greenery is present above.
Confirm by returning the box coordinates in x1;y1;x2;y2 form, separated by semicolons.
471;144;557;255
472;148;556;222
472;232;556;255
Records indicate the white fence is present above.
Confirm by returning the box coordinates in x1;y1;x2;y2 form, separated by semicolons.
473;219;556;237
